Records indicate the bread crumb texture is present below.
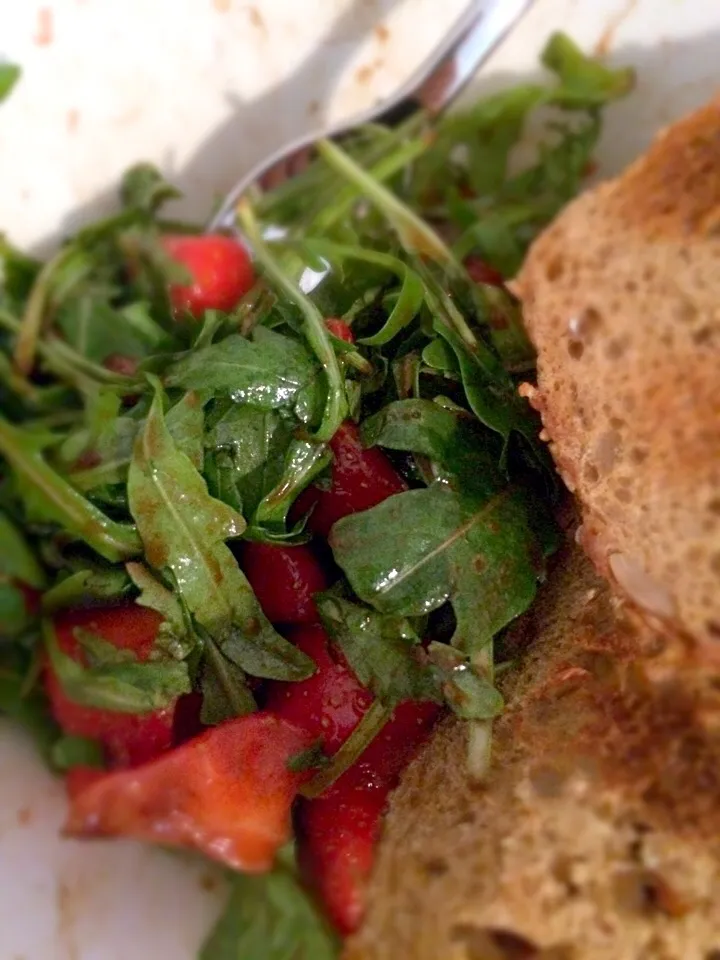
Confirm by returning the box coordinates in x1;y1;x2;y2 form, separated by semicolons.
515;96;720;657
348;545;720;960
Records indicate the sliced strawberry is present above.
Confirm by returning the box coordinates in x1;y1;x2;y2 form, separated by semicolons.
265;624;373;752
295;700;440;935
65;712;313;872
292;421;408;538
240;542;328;625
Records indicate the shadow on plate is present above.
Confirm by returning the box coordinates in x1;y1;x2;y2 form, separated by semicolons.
41;25;720;252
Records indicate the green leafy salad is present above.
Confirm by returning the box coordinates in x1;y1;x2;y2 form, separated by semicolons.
0;35;631;960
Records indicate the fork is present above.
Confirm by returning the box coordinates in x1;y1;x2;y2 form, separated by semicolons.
208;0;536;233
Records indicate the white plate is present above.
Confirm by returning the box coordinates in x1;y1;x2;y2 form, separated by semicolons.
0;1;717;957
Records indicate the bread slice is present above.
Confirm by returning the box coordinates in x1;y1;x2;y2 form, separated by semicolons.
347;543;720;959
514;96;720;656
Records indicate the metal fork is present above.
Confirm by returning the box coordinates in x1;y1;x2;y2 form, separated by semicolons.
208;0;536;232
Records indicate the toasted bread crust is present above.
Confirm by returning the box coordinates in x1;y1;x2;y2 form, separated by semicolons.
348;544;720;959
515;96;720;654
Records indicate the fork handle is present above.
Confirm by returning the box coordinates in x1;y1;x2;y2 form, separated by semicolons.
208;0;536;232
380;0;536;124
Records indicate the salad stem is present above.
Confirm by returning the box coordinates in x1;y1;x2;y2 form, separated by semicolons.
0;308;137;392
236;198;347;443
0;414;142;562
467;642;494;780
300;699;392;799
413;261;479;351
312;136;429;235
316;139;454;265
13;245;72;376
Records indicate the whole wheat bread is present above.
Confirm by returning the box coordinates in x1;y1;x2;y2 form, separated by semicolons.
515;96;720;656
348;543;720;960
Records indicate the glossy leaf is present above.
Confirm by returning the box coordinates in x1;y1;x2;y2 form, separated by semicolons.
127;386;313;681
316;594;440;706
237;198;347;443
302;240;424;347
164;328;322;422
361;398;502;491
254;438;331;530
331;477;542;656
204;404;294;518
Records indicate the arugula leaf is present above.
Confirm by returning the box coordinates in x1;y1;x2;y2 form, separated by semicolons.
237;199;347;443
204;450;244;514
0;414;141;561
165;389;205;470
200;635;256;725
327;407;530;731
362;398;501;487
120;163;182;215
398;33;631;287
0;510;45;587
254;438;331;531
165;328;322;422
201;859;340;960
452;115;604;280
68;410;143;490
300;699;393;799
0;63;20;102
543;31;635;106
125;562;196;660
0;581;32;638
0;648;59;762
42;566;132;613
331;480;542;657
69;390;204;491
55;298;152;365
317;139;453;266
85;388;123;446
427;642;504;721
433;322;545;467
316;594;440;706
44;620;190;714
51;734;104;771
421;338;459;374
412;85;546;206
301;240;424;347
204;404;294;518
12;240;114;377
127;385;313;681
